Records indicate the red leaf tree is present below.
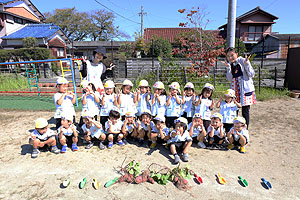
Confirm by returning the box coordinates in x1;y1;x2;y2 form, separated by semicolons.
173;7;225;76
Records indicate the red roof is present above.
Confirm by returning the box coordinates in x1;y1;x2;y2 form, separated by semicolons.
144;28;219;43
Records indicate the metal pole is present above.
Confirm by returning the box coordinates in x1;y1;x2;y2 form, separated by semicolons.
259;37;265;93
152;39;154;72
274;67;277;88
157;63;160;81
284;36;291;88
227;0;237;48
68;58;78;107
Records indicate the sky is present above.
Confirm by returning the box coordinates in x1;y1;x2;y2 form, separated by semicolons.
31;0;300;41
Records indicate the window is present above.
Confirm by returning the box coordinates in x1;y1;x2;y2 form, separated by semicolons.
13;17;23;24
57;48;64;57
248;26;264;41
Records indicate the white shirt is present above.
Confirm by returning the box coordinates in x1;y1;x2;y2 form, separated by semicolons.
81;91;101;117
105;120;123;133
168;130;192;143
207;126;225;138
53;92;76;118
118;93;137;116
122;121;138;134
137;93;151;116
187;122;203;138
58;124;77;136
81;123;103;138
181;96;195;117
140;121;154;131
30;129;56;141
166;96;182;117
195;98;212;120
229;127;250;142
151;95;166;117
86;60;105;91
100;94;116;116
219;101;238;123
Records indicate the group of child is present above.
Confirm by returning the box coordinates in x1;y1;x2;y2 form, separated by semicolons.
30;78;250;164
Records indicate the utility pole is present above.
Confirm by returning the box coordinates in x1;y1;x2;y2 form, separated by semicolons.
227;0;237;48
138;6;147;37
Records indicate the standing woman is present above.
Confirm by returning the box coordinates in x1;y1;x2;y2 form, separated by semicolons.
224;47;256;128
80;46;114;94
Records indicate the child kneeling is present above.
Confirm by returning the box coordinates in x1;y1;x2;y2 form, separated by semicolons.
29;118;60;158
168;117;192;164
227;117;249;153
58;114;79;153
105;110;125;148
81;113;106;150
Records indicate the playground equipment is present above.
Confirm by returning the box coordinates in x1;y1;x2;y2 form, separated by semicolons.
0;58;82;106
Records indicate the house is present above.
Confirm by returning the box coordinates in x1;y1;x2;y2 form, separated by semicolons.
0;0;45;44
218;6;278;49
252;34;300;58
1;23;71;58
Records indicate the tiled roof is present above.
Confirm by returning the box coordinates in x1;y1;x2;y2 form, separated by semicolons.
273;34;300;40
0;0;15;4
2;23;62;39
144;28;219;43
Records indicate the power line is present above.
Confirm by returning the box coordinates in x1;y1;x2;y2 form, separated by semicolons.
94;0;140;24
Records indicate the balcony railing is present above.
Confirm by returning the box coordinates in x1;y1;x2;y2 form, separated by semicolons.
241;32;278;42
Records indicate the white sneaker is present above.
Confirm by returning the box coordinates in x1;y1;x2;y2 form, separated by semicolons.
197;142;206;148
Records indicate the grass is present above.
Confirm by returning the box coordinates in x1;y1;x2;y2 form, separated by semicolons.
0;74;29;91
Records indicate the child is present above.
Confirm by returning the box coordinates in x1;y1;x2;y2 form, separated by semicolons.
58;114;79;153
216;89;242;133
118;79;137;120
149;116;170;148
29;118;60;158
188;113;207;148
136;80;151;117
224;47;256;128
227;116;249;153
121;112;138;144
168;117;192;164
100;80;118;127
53;77;76;129
166;82;182;129
151;81;167;117
105;110;125;148
81;113;106;150
181;82;196;124
207;113;225;148
194;83;215;131
79;81;101;127
136;110;152;146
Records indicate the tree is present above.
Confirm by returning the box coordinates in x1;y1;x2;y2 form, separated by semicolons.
173;7;225;76
44;8;129;41
22;37;38;48
146;36;173;58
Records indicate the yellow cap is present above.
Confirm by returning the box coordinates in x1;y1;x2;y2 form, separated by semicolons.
234;116;246;124
203;83;214;91
139;80;149;87
211;113;223;122
153;81;164;89
56;77;69;85
169;82;180;90
224;89;235;97
104;80;115;88
35;118;48;129
123;79;133;87
80;80;89;88
184;82;194;89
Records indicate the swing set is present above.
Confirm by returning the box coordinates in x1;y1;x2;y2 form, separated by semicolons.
0;58;83;106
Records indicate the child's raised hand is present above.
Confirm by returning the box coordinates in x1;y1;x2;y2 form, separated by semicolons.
81;56;86;62
118;89;122;95
114;94;117;99
221;60;230;67
244;53;251;64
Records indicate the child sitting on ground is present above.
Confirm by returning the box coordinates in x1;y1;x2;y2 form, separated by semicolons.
149;116;170;148
168;117;192;164
207;113;225;148
227;116;249;154
188;113;207;148
29;118;60;158
53;77;76;129
121;112;138;144
136;110;153;146
105;110;125;148
81;113;106;150
58;114;79;153
216;89;242;133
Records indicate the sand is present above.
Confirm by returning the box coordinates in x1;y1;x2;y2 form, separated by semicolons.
0;97;299;200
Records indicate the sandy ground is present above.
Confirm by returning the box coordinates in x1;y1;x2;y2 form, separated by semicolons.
0;97;300;200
